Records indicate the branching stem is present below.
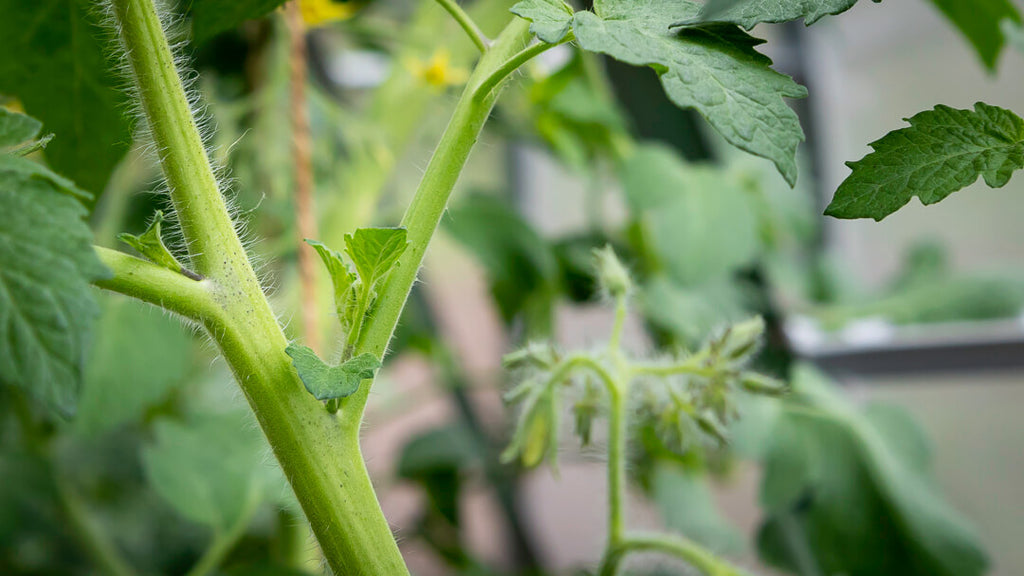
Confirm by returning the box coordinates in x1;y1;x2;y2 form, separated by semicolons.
474;33;575;100
599;532;746;576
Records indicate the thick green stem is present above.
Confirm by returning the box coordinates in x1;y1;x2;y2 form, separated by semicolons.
110;0;247;280
345;18;535;424
598;533;745;576
607;379;627;547
105;1;408;574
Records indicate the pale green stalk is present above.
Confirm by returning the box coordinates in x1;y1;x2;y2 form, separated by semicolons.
104;1;407;573
599;533;746;576
343;17;536;424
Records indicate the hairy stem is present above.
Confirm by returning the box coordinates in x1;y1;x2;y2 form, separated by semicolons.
434;0;490;53
106;1;408;573
345;17;535;423
473;34;573;100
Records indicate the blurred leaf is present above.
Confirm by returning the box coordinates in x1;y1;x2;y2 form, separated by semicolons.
758;364;989;576
142;412;271;532
444;194;559;322
284;345;379;401
927;0;1020;70
0;150;108;418
651;462;743;553
397;425;480;480
191;0;288;44
640;276;749;346
75;296;192;437
0;0;130;198
622;144;760;285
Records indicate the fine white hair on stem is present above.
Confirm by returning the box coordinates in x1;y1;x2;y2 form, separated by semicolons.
99;0;274;297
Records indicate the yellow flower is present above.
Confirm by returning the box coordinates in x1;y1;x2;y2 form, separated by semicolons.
300;0;364;28
404;48;469;89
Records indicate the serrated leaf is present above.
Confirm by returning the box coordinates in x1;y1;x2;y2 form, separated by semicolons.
0;0;130;198
306;239;357;324
511;0;575;43
0;153;108;418
143;412;271;531
285;345;379;401
927;0;1021;71
190;0;288;44
826;102;1024;221
118;211;185;274
344;227;408;292
0;108;42;149
75;296;193;437
690;0;876;29
573;0;807;185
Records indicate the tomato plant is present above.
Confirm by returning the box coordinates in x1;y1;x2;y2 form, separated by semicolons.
0;0;1013;575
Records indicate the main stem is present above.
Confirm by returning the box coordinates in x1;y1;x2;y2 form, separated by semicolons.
345;18;535;425
108;1;407;574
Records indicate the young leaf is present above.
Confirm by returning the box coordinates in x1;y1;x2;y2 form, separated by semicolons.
118;211;191;277
688;0;876;29
511;0;575;43
344;227;408;292
306;239;356;322
0;148;108;418
826;102;1024;221
0;0;130;198
0;108;42;149
143;412;272;531
573;0;807;185
285;344;380;401
927;0;1021;71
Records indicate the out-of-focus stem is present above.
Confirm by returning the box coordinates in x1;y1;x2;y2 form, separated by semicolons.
285;0;321;353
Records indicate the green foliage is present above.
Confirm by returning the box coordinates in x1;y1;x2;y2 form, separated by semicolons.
307;227;408;343
444;194;559;323
758;365;988;576
926;0;1021;70
622;144;760;284
573;0;807;185
190;0;288;44
0;108;42;149
0;0;129;197
827;103;1024;220
118;211;188;275
511;0;575;43
690;0;876;28
344;227;408;292
0;112;108;418
142;412;275;531
651;462;743;553
75;296;193;437
284;345;380;401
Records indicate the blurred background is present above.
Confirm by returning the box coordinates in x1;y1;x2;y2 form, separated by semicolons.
2;0;1023;575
